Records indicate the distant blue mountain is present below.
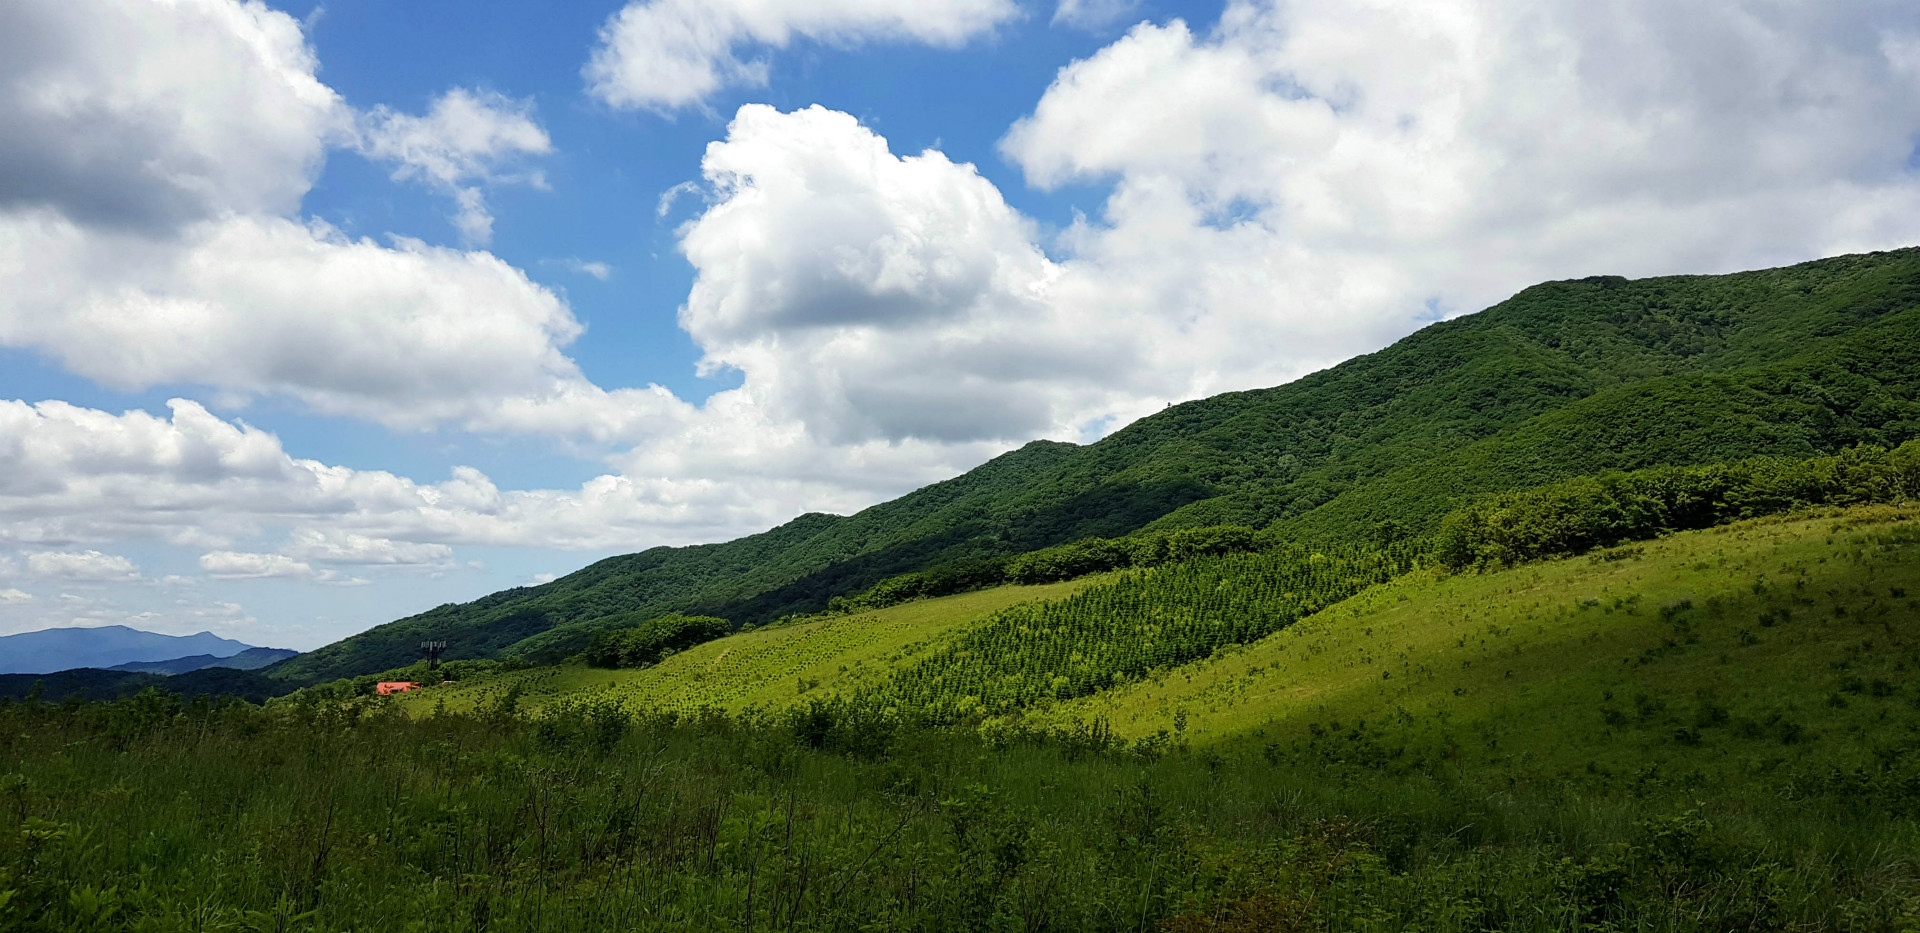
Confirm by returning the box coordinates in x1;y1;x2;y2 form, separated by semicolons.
0;626;265;674
109;647;300;675
107;654;228;675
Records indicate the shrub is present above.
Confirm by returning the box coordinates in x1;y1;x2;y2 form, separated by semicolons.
585;615;731;668
1435;442;1920;570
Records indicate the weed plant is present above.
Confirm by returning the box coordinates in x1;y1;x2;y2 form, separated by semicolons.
2;693;1917;932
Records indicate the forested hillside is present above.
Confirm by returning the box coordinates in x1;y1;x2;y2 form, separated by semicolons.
269;248;1920;684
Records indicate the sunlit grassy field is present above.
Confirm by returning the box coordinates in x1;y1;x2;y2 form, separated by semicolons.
393;578;1097;719
403;505;1920;795
1028;505;1920;776
7;509;1920;930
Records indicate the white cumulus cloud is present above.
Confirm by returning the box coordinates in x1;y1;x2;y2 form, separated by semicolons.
199;551;366;584
280;529;454;567
1000;0;1920;391
0;396;891;558
200;551;318;580
0;0;345;231
0;0;604;437
679;104;1123;445
0;214;606;429
25;550;140;582
358;88;553;244
584;0;1019;110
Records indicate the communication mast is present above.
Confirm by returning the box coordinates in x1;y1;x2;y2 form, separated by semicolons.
420;640;447;672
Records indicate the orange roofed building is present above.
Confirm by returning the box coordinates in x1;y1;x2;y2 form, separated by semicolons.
376;681;420;695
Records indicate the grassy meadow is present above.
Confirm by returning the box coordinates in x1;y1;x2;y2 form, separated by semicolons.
1036;506;1920;774
391;578;1096;720
3;674;1917;931
6;505;1920;930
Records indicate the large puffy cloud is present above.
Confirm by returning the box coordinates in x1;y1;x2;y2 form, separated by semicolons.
0;0;343;231
661;99;1407;457
678;105;1146;446
0;214;603;427
1001;0;1920;387
0;0;609;434
0;397;931;559
584;0;1018;110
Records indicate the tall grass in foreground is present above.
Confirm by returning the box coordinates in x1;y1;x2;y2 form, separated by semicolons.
2;694;1916;932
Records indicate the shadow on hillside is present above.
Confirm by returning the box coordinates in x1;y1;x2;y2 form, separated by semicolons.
680;477;1220;630
0;667;293;704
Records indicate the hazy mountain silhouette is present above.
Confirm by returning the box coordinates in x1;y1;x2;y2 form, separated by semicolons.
0;626;266;674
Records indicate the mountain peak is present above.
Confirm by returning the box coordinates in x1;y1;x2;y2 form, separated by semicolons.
0;626;265;675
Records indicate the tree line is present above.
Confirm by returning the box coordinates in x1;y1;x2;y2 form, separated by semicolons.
1435;441;1920;570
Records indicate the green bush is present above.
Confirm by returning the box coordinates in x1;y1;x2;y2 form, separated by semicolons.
584;615;731;669
1436;442;1920;570
827;559;1009;615
827;526;1268;616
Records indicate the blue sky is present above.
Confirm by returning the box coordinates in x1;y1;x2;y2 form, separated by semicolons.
280;0;1177;457
3;0;1920;650
11;0;1194;479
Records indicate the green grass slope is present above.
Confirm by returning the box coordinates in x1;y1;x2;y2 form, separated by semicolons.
390;578;1095;719
393;500;1920;793
1029;504;1920;782
269;441;1081;682
273;247;1920;684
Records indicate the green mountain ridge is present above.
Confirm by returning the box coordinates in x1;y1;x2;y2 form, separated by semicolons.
268;247;1920;685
